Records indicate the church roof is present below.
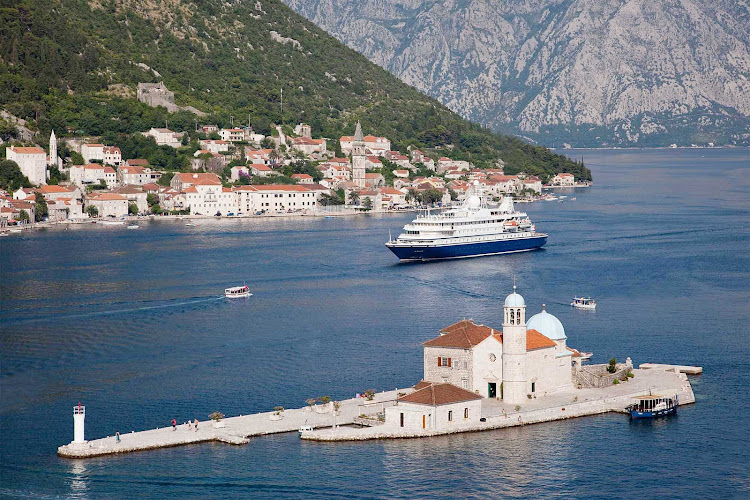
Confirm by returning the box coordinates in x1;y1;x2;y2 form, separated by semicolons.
424;319;556;351
424;319;499;348
353;121;364;142
399;382;482;406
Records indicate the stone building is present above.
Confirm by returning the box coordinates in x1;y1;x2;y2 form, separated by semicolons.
351;121;366;188
137;82;178;112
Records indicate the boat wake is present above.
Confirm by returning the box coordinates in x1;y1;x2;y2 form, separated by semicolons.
0;296;224;325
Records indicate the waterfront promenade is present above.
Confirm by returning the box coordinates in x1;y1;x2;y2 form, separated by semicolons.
59;368;694;457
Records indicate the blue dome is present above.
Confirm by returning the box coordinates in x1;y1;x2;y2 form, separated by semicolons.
504;290;525;307
526;308;566;340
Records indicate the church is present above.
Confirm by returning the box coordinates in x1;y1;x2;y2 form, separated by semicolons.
385;286;588;431
422;286;585;403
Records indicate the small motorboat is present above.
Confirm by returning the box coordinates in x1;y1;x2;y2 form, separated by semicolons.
299;424;314;434
626;394;678;419
185;222;197;227
225;285;252;298
571;297;596;310
100;220;125;226
127;224;140;230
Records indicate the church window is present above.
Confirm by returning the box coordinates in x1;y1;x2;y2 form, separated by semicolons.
448;410;453;422
531;382;536;393
517;309;521;324
464;408;469;419
489;353;496;362
510;309;515;324
462;379;468;389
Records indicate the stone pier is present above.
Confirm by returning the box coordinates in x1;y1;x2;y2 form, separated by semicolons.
57;389;405;458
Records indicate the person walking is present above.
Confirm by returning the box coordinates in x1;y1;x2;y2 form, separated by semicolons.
115;431;120;443
194;418;199;432
172;418;177;431
187;420;192;431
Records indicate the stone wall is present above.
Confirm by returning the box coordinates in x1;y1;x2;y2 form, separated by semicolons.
577;363;632;389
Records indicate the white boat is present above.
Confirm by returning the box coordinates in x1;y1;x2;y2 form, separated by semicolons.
571;297;597;310
299;425;314;434
100;220;125;226
185;222;197;227
225;285;252;298
127;224;140;230
385;184;547;261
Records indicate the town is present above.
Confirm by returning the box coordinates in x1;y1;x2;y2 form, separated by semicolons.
1;117;587;228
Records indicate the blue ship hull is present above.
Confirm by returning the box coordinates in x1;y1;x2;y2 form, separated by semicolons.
629;407;677;419
386;235;547;261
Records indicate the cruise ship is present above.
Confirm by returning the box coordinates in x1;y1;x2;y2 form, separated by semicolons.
385;188;547;261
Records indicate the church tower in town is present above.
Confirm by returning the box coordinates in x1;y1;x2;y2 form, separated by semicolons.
502;285;527;404
49;130;57;166
352;121;366;188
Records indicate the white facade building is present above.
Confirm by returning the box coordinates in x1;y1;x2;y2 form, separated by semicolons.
118;166;161;185
6;146;47;185
421;288;580;402
81;143;104;164
143;128;183;147
69;164;118;188
234;185;318;213
87;193;128;217
384;382;483;431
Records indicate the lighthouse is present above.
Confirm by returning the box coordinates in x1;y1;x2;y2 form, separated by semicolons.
73;403;86;444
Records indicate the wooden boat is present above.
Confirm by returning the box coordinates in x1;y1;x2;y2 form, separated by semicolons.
627;394;677;419
571;296;596;309
224;285;252;298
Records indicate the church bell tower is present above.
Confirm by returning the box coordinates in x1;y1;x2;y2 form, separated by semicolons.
502;285;527;404
352;121;366;188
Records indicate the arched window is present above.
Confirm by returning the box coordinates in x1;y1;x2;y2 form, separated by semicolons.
517;309;521;324
510;309;515;324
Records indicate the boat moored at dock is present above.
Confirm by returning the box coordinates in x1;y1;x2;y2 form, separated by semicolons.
626;394;678;419
385;185;547;261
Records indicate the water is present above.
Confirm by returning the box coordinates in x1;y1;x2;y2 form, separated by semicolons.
1;148;748;498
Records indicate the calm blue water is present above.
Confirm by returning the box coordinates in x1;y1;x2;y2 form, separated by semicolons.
1;149;748;498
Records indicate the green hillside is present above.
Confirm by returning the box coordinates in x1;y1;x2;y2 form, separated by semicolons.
0;0;590;180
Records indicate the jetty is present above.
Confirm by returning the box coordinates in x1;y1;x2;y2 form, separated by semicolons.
59;368;695;457
57;389;405;458
639;363;703;375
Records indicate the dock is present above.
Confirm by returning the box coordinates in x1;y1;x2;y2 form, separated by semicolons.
58;389;406;458
302;368;695;441
58;367;696;456
639;363;703;375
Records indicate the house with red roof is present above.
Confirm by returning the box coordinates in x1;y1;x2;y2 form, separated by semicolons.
5;146;47;186
551;172;575;186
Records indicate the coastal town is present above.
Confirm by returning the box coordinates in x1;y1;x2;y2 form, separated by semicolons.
0;117;588;229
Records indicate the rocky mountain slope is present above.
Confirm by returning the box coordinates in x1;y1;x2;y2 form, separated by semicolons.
0;0;588;178
284;0;750;146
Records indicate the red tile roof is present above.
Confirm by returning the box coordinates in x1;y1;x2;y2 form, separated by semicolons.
399;383;482;406
175;173;221;185
424;319;556;351
9;146;45;154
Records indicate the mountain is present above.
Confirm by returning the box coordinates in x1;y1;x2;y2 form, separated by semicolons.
0;0;589;180
283;0;750;147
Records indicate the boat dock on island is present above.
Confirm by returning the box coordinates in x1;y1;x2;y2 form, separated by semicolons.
58;366;695;457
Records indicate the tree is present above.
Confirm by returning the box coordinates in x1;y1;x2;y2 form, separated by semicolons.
18;209;30;223
69;152;85;165
151;204;162;214
147;193;159;207
349;191;360;205
128;202;138;215
362;197;373;210
0;160;31;192
158;172;173;187
86;205;98;218
34;193;48;221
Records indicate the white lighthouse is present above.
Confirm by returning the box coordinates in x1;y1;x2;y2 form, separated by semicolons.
502;286;527;404
73;403;86;444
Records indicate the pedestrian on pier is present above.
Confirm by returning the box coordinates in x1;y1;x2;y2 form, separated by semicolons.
172;418;177;431
115;431;120;443
194;418;199;432
188;420;192;430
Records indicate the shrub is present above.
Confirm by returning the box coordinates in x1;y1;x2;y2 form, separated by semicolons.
363;389;376;401
607;358;617;374
305;398;316;407
627;372;634;378
319;395;331;404
613;379;620;385
209;411;225;421
514;405;521;412
273;406;284;413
